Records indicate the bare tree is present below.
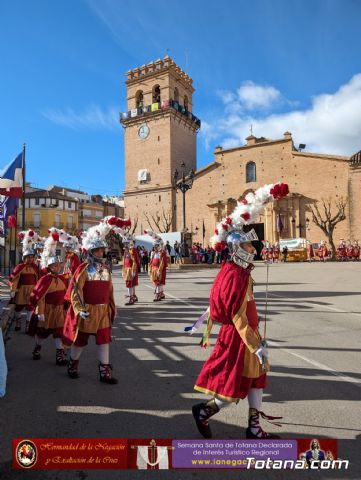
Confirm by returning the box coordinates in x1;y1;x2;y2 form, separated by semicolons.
130;216;138;235
310;197;347;259
144;208;173;233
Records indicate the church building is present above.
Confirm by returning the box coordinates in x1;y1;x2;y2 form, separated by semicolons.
120;56;361;247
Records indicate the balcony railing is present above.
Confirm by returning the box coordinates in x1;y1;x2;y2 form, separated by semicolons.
120;99;201;128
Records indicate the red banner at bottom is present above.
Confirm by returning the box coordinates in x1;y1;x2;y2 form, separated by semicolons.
13;438;173;470
13;438;341;471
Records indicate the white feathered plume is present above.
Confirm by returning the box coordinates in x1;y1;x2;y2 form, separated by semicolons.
17;229;40;253
81;216;131;252
81;222;111;252
59;229;80;253
144;229;164;247
210;182;289;250
40;229;60;269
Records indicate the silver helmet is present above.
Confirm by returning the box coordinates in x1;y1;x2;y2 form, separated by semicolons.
23;248;35;258
47;255;63;267
89;239;107;251
226;229;258;267
34;242;44;251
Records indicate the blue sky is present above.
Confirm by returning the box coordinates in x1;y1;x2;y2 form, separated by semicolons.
1;0;360;195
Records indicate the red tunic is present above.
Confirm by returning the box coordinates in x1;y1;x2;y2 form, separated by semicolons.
123;249;139;288
133;248;141;270
28;273;67;336
150;251;167;286
194;262;266;402
9;262;39;307
62;262;116;346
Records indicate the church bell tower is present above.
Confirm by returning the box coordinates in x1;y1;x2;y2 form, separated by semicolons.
121;55;200;233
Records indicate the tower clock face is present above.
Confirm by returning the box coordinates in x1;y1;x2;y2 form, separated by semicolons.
138;124;150;139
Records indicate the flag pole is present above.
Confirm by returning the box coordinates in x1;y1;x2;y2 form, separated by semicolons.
21;143;26;231
14;208;18;265
8;222;12;276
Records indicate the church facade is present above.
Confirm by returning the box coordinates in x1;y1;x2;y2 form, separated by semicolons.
121;56;361;246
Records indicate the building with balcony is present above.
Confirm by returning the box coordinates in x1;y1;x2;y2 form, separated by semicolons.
17;188;78;236
49;187;124;231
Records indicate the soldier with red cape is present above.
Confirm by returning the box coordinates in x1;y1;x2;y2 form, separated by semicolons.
121;233;141;306
9;230;40;332
353;241;360;260
63;216;129;384
191;183;289;439
29;229;68;365
145;230;168;302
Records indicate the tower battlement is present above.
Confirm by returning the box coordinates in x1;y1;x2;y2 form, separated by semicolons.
122;55;198;233
126;55;193;88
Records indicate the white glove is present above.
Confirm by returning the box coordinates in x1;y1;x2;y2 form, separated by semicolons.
79;311;90;320
10;291;16;298
255;344;269;365
38;314;45;322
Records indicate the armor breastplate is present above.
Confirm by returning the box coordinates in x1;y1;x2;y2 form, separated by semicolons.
64;259;71;274
86;261;111;281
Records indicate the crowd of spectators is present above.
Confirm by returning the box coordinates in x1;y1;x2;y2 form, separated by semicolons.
131;241;226;269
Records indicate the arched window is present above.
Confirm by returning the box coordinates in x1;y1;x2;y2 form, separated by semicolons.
184;95;189;110
246;162;256;183
174;87;179;103
152;85;161;104
135;90;144;108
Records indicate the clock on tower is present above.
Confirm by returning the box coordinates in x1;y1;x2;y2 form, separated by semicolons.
121;56;200;234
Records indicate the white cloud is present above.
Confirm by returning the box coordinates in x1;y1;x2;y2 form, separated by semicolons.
217;90;237;105
199;120;219;150
42;105;119;131
203;74;361;156
237;81;281;110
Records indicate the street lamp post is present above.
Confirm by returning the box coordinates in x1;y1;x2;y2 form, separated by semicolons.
173;162;195;256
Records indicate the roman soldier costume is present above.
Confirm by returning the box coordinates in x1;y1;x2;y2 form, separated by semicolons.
29;228;68;365
353;241;360;260
191;183;289;439
121;234;141;306
10;230;40;332
273;242;280;262
145;230;168;302
261;243;267;261
346;241;354;260
318;241;328;261
337;240;346;261
59;232;81;283
308;242;315;261
266;245;273;263
63;216;129;384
